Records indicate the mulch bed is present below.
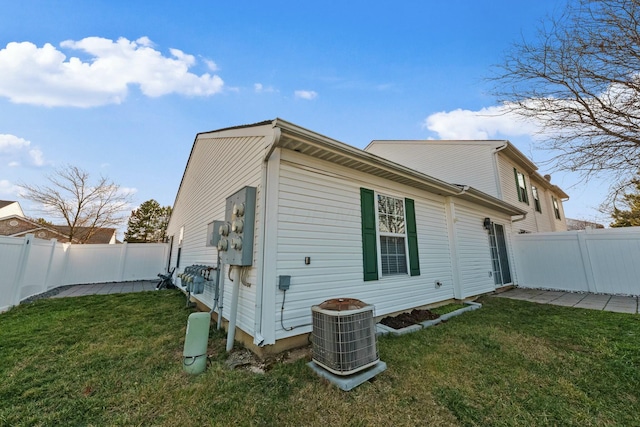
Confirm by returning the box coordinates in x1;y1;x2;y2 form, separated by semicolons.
380;308;440;330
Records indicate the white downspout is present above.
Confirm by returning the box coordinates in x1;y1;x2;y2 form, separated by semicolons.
493;143;509;199
252;127;281;346
511;214;526;223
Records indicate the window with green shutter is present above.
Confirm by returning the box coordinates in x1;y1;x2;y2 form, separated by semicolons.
360;188;420;280
514;168;529;204
552;196;561;220
360;188;379;281
532;186;542;213
405;198;420;276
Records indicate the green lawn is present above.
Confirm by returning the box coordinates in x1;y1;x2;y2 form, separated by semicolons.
1;291;639;426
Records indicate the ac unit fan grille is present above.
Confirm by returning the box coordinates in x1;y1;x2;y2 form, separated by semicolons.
311;303;379;376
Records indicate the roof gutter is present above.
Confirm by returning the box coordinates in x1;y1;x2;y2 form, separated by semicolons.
264;125;282;162
271;118;467;197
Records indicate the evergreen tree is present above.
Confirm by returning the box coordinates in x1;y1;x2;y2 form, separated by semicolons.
124;199;172;243
610;179;640;228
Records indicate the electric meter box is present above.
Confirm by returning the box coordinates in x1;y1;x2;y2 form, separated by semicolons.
218;186;256;266
206;220;226;247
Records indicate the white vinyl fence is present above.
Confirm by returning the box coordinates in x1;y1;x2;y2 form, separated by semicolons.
1;234;169;312
512;227;640;296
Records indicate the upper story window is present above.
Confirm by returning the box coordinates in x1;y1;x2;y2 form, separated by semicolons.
531;186;542;213
377;194;407;276
552;197;561;220
514;169;529;204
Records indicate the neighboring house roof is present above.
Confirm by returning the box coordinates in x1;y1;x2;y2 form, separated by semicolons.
0;200;25;219
0;215;70;240
566;218;605;230
52;226;117;244
0;215;116;244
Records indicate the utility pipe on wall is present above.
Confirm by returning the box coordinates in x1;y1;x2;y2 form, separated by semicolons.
226;266;241;352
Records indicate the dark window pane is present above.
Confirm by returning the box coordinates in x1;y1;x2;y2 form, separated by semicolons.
380;236;407;275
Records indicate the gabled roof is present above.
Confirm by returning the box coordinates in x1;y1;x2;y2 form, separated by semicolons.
51;226;117;244
172;119;528;217
0;215;70;239
0;200;25;218
0;215;116;244
269;119;527;216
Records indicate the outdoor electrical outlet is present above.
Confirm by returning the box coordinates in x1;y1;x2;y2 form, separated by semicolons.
304;257;311;265
278;275;291;291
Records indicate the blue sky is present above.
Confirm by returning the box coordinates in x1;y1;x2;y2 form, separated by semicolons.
0;0;611;233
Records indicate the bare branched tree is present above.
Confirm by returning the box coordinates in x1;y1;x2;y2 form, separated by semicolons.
19;165;133;243
492;0;640;178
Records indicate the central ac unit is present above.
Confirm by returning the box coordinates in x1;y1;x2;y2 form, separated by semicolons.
311;298;379;376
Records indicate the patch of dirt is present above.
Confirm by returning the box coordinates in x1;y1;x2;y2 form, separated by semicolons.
380;309;440;330
223;346;312;374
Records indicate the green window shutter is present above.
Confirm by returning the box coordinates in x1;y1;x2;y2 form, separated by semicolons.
360;188;378;281
405;198;421;276
514;168;522;202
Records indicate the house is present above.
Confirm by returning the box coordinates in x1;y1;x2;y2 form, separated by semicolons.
364;140;569;233
0;201;117;244
0;200;25;218
565;218;605;230
166;119;527;355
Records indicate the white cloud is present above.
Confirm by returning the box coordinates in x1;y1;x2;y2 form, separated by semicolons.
0;179;19;196
294;90;318;100
119;187;138;196
424;105;541;140
29;148;45;166
254;83;276;94
0;134;47;167
0;134;30;151
0;37;224;107
203;59;218;71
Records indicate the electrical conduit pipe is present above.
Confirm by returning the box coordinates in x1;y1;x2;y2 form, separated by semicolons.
226;266;241;352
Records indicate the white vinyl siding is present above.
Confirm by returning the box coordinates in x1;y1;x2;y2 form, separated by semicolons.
166;127;272;335
497;154;538;232
450;202;516;297
274;150;454;340
529;179;555;232
366;141;499;197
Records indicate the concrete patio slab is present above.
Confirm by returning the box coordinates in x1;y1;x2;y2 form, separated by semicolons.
574;294;611;311
549;292;586;306
528;290;566;303
604;296;638;314
49;280;158;299
501;288;547;300
497;288;638;314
